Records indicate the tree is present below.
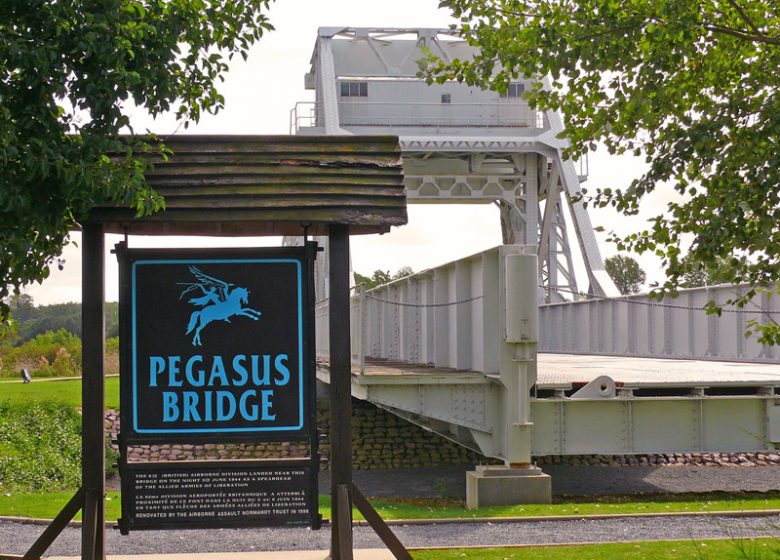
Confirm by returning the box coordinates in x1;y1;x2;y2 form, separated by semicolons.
0;0;274;317
427;0;780;343
393;266;415;280
354;267;415;290
678;254;740;288
605;254;646;295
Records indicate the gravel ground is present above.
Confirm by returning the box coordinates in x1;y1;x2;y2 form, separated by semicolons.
1;514;779;555
340;464;780;499
4;465;780;556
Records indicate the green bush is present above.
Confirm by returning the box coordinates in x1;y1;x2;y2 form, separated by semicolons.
0;400;82;492
105;337;119;353
0;329;82;377
0;331;122;378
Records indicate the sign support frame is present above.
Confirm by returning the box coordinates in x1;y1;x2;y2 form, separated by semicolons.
81;221;106;560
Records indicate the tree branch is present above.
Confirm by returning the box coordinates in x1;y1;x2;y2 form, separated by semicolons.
725;0;764;38
705;22;780;45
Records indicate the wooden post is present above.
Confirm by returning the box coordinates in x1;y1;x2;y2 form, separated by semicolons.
328;224;353;560
81;222;105;560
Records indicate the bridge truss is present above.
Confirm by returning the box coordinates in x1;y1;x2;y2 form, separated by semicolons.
291;27;619;300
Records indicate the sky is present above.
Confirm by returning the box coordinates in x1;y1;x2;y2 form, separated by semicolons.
23;0;669;305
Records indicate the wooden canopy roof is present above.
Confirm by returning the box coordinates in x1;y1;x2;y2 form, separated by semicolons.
89;135;407;236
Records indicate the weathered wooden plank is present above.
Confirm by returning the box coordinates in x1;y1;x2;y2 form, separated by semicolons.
152;184;405;197
145;154;403;166
97;220;391;237
146;168;403;186
147;173;403;190
95;195;404;210
146;165;401;179
145;197;404;209
159;134;401;154
90;207;408;225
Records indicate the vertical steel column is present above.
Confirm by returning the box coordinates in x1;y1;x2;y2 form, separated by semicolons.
329;224;353;560
81;222;105;560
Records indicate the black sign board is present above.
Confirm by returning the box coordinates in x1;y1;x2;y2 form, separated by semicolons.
119;460;318;532
117;245;316;443
116;243;320;532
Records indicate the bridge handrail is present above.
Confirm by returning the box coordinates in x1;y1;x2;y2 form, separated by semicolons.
539;282;780;362
316;245;538;374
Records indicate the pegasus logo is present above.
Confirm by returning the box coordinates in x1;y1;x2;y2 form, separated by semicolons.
178;267;262;346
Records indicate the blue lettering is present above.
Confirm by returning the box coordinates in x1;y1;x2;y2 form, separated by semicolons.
149;357;165;387
239;390;259;421
232;355;248;386
261;390;275;420
204;390;213;422
216;390;236;420
251;355;271;385
208;356;229;386
274;354;290;386
185;355;205;386
168;356;182;387
162;392;179;422
183;392;201;422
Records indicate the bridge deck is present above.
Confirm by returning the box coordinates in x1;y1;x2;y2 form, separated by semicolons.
537;353;780;389
317;358;486;385
318;355;780;391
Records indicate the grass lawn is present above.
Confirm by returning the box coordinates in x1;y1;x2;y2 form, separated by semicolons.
0;376;119;409
361;493;780;520
1;492;779;523
412;539;780;559
0;494;777;560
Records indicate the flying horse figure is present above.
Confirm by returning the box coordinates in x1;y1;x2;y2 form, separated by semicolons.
178;267;262;347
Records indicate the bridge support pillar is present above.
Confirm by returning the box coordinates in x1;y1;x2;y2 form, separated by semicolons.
465;250;551;508
466;466;551;508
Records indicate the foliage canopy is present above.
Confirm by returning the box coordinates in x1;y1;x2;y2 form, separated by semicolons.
428;0;780;343
355;266;415;290
0;0;273;315
605;254;646;295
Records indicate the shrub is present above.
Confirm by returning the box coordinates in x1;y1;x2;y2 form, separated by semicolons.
0;329;82;377
0;332;122;378
0;400;82;491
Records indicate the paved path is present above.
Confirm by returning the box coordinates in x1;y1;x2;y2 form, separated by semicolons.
2;514;780;556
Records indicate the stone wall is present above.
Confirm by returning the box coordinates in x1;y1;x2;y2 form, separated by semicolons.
536;452;780;467
105;400;780;468
105;397;484;468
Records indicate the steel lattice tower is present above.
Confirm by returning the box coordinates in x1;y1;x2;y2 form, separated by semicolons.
289;27;618;300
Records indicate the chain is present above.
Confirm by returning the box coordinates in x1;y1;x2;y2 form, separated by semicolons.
364;294;484;308
545;286;778;315
360;285;775;315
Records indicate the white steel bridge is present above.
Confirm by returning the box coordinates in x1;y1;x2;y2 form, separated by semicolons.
315;248;780;459
292;27;780;504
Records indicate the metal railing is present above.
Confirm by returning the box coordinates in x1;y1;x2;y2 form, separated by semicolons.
291;101;545;134
539;284;780;362
316;246;538;374
290;102;319;134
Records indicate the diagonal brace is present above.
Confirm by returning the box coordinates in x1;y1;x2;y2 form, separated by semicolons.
351;483;412;560
23;487;84;560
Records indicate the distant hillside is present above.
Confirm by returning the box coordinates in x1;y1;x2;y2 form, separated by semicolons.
8;296;118;343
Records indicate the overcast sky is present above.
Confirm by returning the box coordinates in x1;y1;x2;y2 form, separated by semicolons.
24;0;669;305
